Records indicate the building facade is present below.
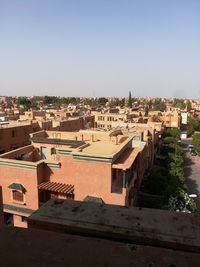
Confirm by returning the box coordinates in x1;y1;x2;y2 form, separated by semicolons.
0;129;153;227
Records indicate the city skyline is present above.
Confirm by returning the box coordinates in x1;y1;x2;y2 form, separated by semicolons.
0;0;200;98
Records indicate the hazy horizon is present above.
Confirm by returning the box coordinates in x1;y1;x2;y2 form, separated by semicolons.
1;0;200;98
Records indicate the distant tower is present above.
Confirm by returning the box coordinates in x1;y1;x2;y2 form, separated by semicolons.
128;91;132;108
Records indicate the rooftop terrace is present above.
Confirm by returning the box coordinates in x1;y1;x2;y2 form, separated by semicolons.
30;130;133;160
81;140;121;156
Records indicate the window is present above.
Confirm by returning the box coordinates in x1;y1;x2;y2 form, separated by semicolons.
4;213;14;225
107;116;114;121
41;146;47;159
12;190;23;202
51;147;56;155
21;216;27;222
98;116;105;121
97;123;104;128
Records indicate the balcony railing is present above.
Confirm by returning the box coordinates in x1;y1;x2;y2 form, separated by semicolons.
31;137;84;146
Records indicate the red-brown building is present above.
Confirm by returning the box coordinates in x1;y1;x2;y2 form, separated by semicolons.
0;129;152;227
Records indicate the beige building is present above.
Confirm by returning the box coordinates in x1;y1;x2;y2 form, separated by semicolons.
91;111;143;130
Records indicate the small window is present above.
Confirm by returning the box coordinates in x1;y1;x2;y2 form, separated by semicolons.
21;216;27;222
12;190;23;202
51;147;56;155
41;146;47;159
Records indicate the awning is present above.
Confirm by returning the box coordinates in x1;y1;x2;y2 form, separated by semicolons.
38;181;74;195
8;183;25;192
112;147;140;170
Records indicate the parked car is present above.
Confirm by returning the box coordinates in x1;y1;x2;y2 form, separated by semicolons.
188;145;194;152
190;150;197;156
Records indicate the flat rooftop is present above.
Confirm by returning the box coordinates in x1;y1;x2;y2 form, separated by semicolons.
81;140;120;156
0;120;32;128
31;130;132;160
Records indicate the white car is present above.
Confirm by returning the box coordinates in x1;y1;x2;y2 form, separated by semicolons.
187;145;194;152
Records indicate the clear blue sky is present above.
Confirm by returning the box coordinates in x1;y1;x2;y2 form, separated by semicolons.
0;0;200;98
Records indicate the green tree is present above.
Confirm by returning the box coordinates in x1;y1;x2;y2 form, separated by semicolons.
186;100;192;112
168;190;197;213
169;160;184;179
18;97;31;111
168;143;185;156
144;106;149;116
187;117;200;136
128;91;132;108
148;100;153;110
140;170;169;195
44;96;53;105
163;128;181;139
163;136;178;145
192;134;200;155
98;97;108;106
119;98;125;107
140;124;189;211
152;99;166;112
30;99;39;109
172;98;186;109
6;98;14;109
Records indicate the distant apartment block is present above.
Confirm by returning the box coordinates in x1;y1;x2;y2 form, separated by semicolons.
91;111;143;130
159;112;181;128
0;121;40;154
0;114;95;154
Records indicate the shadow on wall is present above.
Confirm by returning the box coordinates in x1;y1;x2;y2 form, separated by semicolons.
0;186;3;226
43;165;54;183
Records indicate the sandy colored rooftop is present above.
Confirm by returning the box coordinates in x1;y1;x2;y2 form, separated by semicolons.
81;140;120;156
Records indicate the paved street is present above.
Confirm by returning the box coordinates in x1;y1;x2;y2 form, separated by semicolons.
182;139;200;211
